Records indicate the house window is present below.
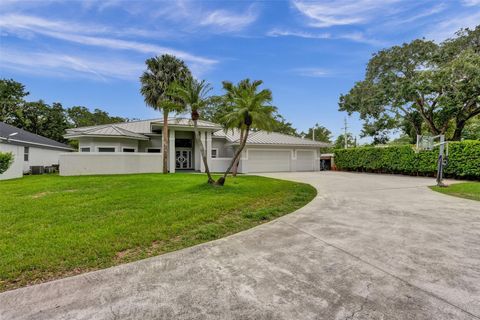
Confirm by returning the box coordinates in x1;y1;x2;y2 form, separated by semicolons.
147;148;161;153
98;147;116;152
24;146;29;161
80;147;90;152
211;149;218;158
123;148;135;153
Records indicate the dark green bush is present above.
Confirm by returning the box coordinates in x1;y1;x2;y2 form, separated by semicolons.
0;152;14;174
334;140;480;180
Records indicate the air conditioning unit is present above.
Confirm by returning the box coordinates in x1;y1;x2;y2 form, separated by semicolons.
30;166;45;175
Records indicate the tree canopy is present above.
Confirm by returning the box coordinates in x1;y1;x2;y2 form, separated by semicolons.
339;25;480;142
0;79;126;143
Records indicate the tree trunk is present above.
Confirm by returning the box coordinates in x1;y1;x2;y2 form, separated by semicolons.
452;119;466;141
216;126;250;186
193;119;215;184
232;128;244;177
162;110;169;174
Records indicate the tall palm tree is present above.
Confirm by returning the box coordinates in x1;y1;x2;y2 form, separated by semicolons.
168;78;215;184
216;79;277;186
140;55;191;174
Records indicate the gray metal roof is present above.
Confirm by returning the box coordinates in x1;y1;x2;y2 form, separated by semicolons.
0;122;73;150
66;118;221;136
65;124;149;140
65;117;329;147
214;129;330;147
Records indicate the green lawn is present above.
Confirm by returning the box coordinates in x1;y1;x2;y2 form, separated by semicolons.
430;182;480;201
0;173;316;291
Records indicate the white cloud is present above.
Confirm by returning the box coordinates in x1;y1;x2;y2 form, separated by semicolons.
425;11;480;41
267;28;385;46
292;67;330;78
0;48;143;81
462;0;480;6
292;0;400;28
200;7;259;32
153;1;258;33
0;14;218;67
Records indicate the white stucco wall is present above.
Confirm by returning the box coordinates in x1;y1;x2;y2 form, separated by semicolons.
24;147;66;172
78;137;139;152
210;158;232;173
59;153;163;176
212;138;234;158
0;143;23;180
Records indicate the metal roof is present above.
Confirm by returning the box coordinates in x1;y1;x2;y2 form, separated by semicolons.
65;125;149;140
0;122;73;150
65;118;221;137
65;117;329;147
214;129;330;147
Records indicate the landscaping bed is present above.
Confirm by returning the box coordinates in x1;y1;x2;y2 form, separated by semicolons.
0;173;316;292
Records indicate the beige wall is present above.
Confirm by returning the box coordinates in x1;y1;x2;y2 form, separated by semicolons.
0;143;23;180
59;153;163;176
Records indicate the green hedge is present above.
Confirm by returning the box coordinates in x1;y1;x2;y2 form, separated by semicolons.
0;152;14;174
334;140;480;180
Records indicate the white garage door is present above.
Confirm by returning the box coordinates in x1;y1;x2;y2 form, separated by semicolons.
296;150;315;171
247;150;291;173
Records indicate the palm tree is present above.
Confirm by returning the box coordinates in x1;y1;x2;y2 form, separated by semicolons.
140;55;191;174
168;79;215;184
216;79;277;186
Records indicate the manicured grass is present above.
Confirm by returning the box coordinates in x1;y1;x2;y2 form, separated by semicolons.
0;173;316;291
430;182;480;201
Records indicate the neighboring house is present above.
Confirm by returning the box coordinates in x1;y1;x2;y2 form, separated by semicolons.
60;118;329;176
0;122;74;180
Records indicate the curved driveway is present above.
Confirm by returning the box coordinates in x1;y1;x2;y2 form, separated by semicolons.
1;172;479;320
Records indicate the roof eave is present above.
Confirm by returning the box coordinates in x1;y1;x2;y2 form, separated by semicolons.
64;134;149;141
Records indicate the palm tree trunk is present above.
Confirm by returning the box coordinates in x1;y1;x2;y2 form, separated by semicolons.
193;119;215;184
216;126;250;186
162;110;169;174
232;128;243;177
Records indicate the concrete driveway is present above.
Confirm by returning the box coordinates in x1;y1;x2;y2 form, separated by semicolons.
1;172;479;320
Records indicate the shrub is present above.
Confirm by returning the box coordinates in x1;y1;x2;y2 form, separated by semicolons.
334;140;480;180
0;152;14;174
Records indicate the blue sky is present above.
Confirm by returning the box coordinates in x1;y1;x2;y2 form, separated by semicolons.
1;0;479;141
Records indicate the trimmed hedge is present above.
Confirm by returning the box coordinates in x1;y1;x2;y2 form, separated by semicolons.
334;140;480;180
0;152;14;174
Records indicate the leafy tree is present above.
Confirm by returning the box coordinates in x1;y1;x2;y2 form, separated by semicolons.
339;25;480;141
67;106;126;128
302;123;332;142
140;55;192;174
216;79;276;186
0;152;14;174
42;103;70;142
168;78;215;184
0;79;29;124
334;133;355;149
463;115;480;140
272;114;299;137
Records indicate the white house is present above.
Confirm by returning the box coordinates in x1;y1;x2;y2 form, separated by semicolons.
60;118;329;176
0;122;74;180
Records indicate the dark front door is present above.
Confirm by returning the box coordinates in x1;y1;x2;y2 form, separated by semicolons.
176;148;192;169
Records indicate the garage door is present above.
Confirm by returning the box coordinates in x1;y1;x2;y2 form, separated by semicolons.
247;150;291;173
296;150;315;171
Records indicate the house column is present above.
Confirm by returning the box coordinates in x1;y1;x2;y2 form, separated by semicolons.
169;129;175;173
199;131;205;173
206;131;212;172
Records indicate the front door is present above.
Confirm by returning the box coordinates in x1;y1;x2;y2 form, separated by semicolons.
176;148;192;169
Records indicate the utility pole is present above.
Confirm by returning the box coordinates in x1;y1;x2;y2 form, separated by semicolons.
342;117;348;149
